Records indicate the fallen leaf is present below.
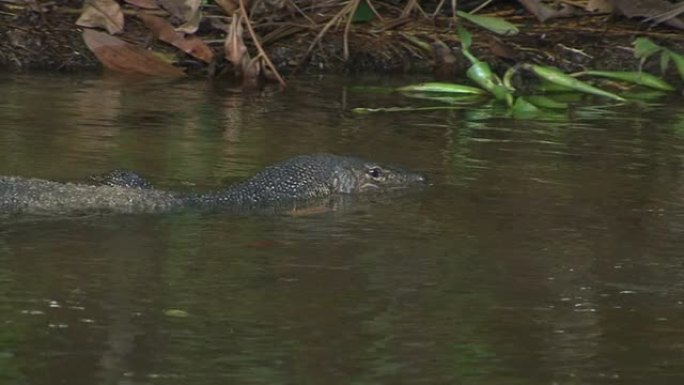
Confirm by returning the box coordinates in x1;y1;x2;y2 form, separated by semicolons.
15;0;45;12
431;40;457;79
176;6;202;34
225;13;249;70
517;0;575;22
157;0;202;33
82;29;186;77
586;0;613;13
242;57;262;89
214;0;238;15
138;13;214;62
208;17;231;32
612;0;684;29
138;13;178;42
124;0;159;9
488;37;517;60
645;2;684;27
181;35;215;63
76;0;124;35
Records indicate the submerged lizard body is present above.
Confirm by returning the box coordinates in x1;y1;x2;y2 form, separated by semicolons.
0;154;425;216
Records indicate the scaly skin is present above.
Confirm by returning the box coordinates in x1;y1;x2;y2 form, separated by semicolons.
0;154;425;216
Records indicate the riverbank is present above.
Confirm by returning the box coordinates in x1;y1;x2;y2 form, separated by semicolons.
2;1;684;83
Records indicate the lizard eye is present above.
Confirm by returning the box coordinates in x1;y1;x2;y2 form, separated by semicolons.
367;167;382;178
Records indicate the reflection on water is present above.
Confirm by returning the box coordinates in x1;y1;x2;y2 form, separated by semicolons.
2;73;684;384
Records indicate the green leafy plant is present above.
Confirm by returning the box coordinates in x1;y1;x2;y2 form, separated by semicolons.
634;37;684;82
354;28;679;118
351;0;374;23
456;10;519;35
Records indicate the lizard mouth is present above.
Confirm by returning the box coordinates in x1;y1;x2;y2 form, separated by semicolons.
359;183;380;192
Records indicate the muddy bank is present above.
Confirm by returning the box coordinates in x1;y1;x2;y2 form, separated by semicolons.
2;1;684;82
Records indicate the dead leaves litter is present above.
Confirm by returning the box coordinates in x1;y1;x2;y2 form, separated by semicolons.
139;13;215;63
76;0;125;35
157;0;203;34
82;29;186;77
225;13;249;71
123;0;159;9
214;0;238;16
77;0;287;85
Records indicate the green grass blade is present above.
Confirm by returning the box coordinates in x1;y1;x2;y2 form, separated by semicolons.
397;82;486;94
456;11;519;35
665;50;684;82
633;37;663;60
537;79;575;92
577;70;674;91
525;95;569;109
634;37;665;71
620;89;668;101
400;92;487;105
352;106;464;114
525;64;626;102
511;97;540;118
661;51;671;74
457;24;472;51
456;25;480;64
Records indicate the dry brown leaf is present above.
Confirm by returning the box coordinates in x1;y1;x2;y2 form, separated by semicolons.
76;0;125;35
157;0;202;33
138;13;178;42
612;0;684;29
225;14;249;70
431;40;457;79
82;28;186;77
16;0;46;12
176;7;202;34
242;57;262;89
586;0;613;13
124;0;159;9
214;0;238;15
644;1;684;26
138;13;214;63
262;65;278;82
517;0;575;22
488;38;516;60
208;17;231;32
181;35;215;63
156;0;188;19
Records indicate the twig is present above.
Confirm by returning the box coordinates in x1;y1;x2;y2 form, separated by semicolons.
366;0;384;22
471;0;494;14
286;0;315;25
343;0;360;60
302;0;359;63
402;0;427;18
434;0;458;22
433;0;445;18
237;0;286;87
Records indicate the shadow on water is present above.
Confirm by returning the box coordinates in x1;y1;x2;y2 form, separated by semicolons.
2;73;684;384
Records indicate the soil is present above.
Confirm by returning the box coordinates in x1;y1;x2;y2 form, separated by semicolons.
2;1;684;83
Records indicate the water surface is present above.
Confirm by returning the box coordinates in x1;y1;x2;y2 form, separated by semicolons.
1;74;684;384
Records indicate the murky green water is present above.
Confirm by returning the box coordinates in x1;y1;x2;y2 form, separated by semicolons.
2;73;684;384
